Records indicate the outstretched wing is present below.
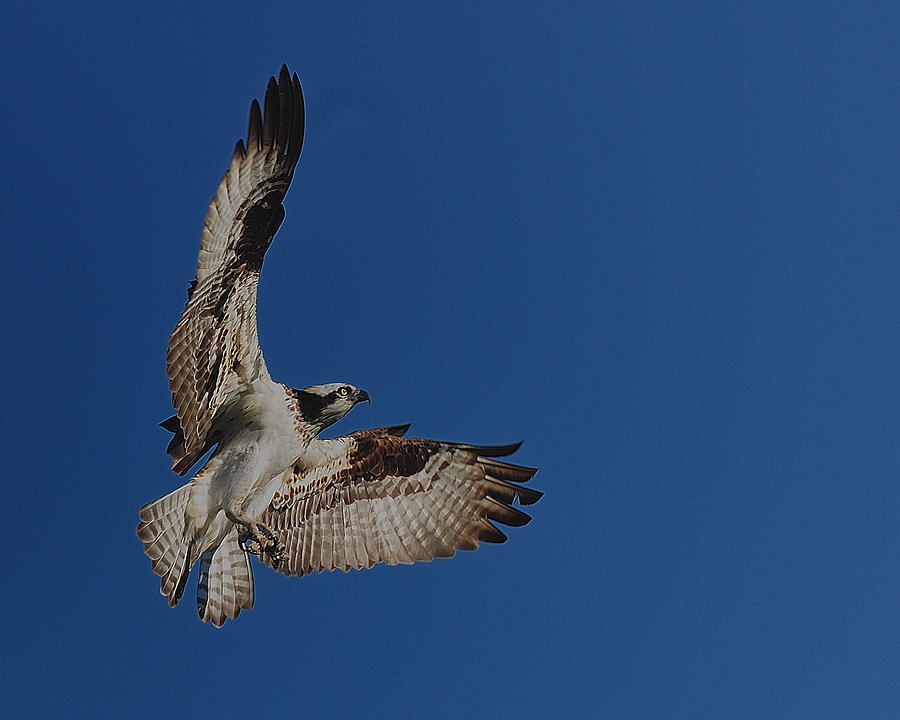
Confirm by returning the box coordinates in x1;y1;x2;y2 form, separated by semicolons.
165;65;305;474
258;426;542;577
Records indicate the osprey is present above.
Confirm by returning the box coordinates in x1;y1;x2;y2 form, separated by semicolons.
137;65;541;627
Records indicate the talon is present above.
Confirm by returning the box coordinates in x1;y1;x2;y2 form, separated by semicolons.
262;534;286;566
231;517;284;563
243;538;263;555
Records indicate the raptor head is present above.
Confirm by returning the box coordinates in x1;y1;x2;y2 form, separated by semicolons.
294;382;370;431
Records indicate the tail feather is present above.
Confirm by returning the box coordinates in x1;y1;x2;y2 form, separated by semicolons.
137;484;195;607
197;529;255;627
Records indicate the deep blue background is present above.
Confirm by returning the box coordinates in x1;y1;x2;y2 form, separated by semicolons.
2;2;897;717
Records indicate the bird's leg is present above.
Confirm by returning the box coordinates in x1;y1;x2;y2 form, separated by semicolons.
226;509;286;564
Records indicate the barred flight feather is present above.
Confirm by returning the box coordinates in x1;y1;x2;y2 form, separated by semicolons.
164;65;304;474
259;427;540;577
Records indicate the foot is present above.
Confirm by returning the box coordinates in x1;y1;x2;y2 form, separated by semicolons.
239;522;286;565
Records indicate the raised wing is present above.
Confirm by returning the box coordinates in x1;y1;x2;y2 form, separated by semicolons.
258;426;542;577
165;65;305;474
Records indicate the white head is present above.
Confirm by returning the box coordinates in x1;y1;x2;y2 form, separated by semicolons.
293;382;370;431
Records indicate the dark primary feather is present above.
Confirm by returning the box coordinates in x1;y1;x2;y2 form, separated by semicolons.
164;65;305;475
259;426;541;577
159;414;217;476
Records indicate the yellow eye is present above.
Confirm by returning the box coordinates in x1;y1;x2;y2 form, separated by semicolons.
338;386;350;396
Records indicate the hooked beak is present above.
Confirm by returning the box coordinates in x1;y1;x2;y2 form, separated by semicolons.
355;389;371;405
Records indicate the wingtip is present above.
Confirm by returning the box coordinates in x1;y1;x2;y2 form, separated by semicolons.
485;496;532;527
247;98;262;151
466;440;524;457
159;415;180;432
516;486;544;505
263;76;280;146
477;519;509;544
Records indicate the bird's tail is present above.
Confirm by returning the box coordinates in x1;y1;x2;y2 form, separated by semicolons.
197;528;255;627
136;483;199;607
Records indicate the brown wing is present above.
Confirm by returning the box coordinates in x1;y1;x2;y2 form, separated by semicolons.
165;65;305;474
258;426;542;577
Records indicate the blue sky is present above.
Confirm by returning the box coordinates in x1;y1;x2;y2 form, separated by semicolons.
2;2;897;717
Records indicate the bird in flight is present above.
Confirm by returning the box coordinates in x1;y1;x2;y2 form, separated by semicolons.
137;65;541;627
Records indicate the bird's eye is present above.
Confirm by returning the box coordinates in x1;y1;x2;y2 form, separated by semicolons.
338;386;350;396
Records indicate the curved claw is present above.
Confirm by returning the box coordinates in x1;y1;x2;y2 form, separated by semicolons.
263;536;286;565
241;538;262;555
